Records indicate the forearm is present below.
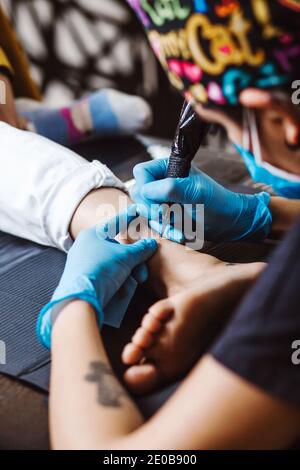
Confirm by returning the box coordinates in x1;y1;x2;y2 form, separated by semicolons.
51;306;300;451
51;300;144;450
269;197;300;236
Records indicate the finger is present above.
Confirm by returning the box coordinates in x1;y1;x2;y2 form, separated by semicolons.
129;185;146;206
239;88;271;108
130;186;160;218
136;201;161;222
148;219;163;237
126;238;158;269
97;205;139;239
240;89;300;146
240;89;300;126
149;220;184;243
132;262;149;284
164;224;185;244
133;159;169;186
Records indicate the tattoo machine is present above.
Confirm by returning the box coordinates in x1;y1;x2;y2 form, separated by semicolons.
161;101;209;237
167;100;209;178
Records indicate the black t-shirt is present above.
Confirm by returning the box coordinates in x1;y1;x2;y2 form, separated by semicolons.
211;217;300;408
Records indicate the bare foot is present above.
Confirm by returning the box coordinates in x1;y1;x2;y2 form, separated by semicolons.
122;262;266;394
118;215;227;297
146;239;224;297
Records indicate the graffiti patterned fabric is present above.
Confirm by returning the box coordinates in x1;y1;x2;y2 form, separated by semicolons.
127;0;300;106
4;0;156;103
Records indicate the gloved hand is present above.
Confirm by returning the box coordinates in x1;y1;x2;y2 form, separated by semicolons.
132;159;272;243
37;207;158;349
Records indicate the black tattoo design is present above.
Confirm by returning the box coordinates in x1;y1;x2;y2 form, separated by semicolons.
85;361;126;408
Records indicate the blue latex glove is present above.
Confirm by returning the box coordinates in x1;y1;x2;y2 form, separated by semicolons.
37;208;158;349
132;159;272;243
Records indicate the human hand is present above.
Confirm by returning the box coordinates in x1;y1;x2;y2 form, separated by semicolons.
132;159;272;242
37;207;158;349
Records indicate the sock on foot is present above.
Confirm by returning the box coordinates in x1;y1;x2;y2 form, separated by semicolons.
22;89;152;146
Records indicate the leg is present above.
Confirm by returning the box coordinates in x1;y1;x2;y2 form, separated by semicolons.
20;90;152;146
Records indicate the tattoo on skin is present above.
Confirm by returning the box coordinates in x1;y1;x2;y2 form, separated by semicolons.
85;361;126;408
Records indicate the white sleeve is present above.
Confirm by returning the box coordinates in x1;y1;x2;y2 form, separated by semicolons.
0;123;125;252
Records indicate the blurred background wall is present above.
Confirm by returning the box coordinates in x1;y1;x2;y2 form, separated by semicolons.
2;0;183;138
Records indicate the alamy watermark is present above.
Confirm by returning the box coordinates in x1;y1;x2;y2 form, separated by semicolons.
291;340;300;365
0;340;6;365
96;196;205;250
291;80;300;105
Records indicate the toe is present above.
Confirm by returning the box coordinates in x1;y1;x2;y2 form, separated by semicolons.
149;299;174;322
141;313;162;333
122;343;144;365
132;327;154;349
124;364;159;395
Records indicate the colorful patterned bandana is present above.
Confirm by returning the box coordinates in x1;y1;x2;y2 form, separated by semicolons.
127;0;300;106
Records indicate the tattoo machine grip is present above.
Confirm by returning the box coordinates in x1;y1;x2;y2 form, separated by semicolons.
167;101;209;178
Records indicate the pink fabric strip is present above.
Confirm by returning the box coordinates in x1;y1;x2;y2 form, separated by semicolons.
60;107;85;143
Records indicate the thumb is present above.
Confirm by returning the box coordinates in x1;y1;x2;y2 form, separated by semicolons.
127;238;158;269
133;159;168;186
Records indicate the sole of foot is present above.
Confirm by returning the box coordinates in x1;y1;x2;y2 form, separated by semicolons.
122;262;266;394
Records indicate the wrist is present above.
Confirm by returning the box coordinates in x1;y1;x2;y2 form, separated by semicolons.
240;192;272;241
54;299;97;328
51;300;100;350
51;273;104;324
269;197;300;236
37;293;103;350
